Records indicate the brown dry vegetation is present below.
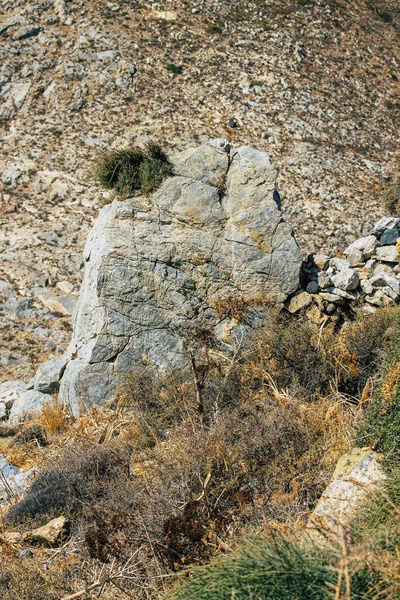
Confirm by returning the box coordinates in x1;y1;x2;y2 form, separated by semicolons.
0;307;398;599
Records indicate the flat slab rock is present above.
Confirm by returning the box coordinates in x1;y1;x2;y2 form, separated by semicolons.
57;142;302;415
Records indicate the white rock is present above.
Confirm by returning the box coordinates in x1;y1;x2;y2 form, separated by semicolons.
8;390;53;424
370;272;400;295
331;268;359;291
329;257;350;272
372;217;400;237
376;246;400;263
309;449;385;536
0;381;27;410
344;235;378;259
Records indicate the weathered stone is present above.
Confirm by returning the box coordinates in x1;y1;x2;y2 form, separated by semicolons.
287;291;313;313
8;390;53;424
331;268;359;291
344;235;378;259
320;292;345;304
58;144;302;415
309;448;385;536
0;381;27;410
37;292;76;316
376;245;400;263
370;272;400;295
0;455;36;507
1;168;22;188
312;253;330;270
12;26;41;41
33;358;68;394
56;281;74;295
347;247;364;267
317;271;332;289
326;287;358;300
372;217;400;237
380;228;400;246
23;516;68;547
381;286;399;301
373;263;394;276
365;290;392;307
329;257;350;272
365;259;376;271
360;279;373;295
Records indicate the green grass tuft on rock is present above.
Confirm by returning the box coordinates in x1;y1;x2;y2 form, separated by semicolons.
95;143;173;198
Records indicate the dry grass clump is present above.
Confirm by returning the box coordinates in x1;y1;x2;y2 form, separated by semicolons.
39;401;69;435
95;142;173;199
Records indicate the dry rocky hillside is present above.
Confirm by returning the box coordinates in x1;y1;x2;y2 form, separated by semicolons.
0;0;400;382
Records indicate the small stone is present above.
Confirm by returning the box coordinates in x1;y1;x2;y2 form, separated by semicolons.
0;381;27;410
312;253;330;270
324;303;337;314
37;292;76;316
331;269;359;291
318;271;332;289
13;25;41;40
370;272;400;295
56;281;74;295
329;257;350;272
360;279;373;295
23;516;68;547
362;304;377;314
381;286;398;301
326;287;358;300
373;263;394;276
365;259;376;271
375;246;400;263
306;281;319;294
365;290;391;307
380;229;400;246
33;358;68;394
372;217;400;237
1;168;22;188
347;248;364;267
320;292;345;305
287;291;313;313
19;549;34;558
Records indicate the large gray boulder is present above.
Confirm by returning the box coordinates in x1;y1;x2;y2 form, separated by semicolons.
58;142;302;415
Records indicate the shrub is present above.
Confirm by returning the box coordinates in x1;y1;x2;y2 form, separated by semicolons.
382;175;400;216
95;142;173;198
171;464;400;600
358;313;400;458
166;63;183;74
365;0;393;23
335;307;398;397
244;310;332;399
206;24;223;34
5;440;132;526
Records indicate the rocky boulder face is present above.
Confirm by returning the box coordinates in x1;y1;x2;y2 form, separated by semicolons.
57;141;302;415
